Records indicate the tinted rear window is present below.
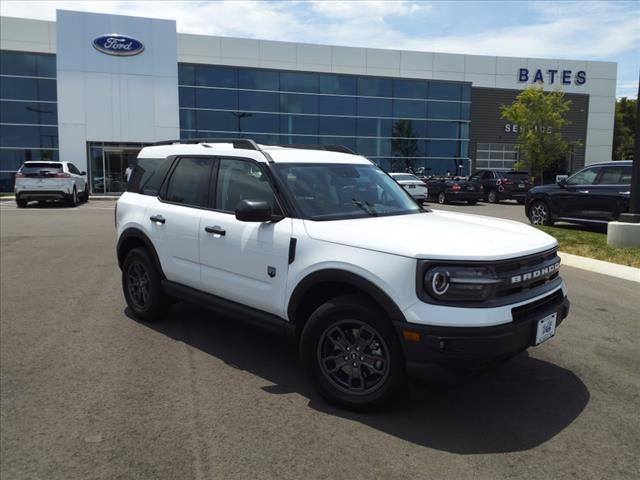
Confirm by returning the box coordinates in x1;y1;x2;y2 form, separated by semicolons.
20;162;62;174
127;157;175;195
503;172;530;181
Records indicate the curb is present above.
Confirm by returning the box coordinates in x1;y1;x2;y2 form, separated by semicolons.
559;251;640;283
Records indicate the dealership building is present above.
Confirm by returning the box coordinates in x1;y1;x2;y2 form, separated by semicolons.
0;10;617;193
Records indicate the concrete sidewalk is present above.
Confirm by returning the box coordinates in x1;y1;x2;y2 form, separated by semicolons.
558;251;639;283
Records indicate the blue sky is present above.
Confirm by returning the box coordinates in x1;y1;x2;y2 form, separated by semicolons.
2;0;638;97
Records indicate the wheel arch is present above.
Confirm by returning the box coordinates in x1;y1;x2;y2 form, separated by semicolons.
117;228;165;278
287;269;407;337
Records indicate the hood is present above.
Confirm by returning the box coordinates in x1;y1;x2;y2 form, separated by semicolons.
303;210;557;261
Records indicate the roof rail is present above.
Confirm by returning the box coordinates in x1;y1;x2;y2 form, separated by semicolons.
275;144;356;155
152;138;260;150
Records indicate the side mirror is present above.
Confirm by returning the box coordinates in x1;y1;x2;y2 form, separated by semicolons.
235;199;272;222
557;178;567;187
80;171;87;176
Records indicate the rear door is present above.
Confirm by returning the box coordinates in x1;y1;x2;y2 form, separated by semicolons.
199;158;292;317
145;156;215;289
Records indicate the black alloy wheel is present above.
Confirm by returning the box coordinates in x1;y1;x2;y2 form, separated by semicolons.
122;247;169;321
529;200;554;226
317;320;390;396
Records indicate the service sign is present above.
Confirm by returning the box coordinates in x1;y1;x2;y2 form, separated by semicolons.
93;34;144;56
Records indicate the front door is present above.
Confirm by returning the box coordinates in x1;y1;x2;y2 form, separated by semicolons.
199;158;292;317
553;166;600;219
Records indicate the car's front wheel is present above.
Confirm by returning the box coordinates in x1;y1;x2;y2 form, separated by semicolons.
16;198;27;208
437;191;447;204
300;296;406;411
122;248;169;321
528;200;554;226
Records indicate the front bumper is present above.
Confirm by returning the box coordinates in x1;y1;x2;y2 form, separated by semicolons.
395;291;570;375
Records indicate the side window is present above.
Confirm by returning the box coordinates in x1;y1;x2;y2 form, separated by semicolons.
215;159;280;214
163;157;214;207
596;166;631;185
67;163;79;174
566;167;599;186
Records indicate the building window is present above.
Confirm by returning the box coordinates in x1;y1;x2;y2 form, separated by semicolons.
178;64;471;175
0;50;58;191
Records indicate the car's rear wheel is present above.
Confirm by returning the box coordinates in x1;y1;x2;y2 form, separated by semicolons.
16;198;27;208
528;200;554;226
122;247;169;322
300;295;406;411
487;189;499;203
437;191;447;204
68;187;78;207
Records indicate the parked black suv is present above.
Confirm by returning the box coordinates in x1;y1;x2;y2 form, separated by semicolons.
469;170;533;203
525;161;633;227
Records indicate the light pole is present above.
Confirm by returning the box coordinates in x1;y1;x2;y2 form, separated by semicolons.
618;77;640;223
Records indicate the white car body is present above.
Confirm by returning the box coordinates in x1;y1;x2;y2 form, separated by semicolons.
14;161;88;205
389;173;429;201
116;141;570;408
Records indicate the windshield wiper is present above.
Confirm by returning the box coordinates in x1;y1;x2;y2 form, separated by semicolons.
351;199;378;216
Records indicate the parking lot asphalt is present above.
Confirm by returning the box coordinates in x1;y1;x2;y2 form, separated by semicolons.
1;201;639;480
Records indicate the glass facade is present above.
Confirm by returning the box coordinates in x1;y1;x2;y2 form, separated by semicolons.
0;50;58;191
178;64;471;173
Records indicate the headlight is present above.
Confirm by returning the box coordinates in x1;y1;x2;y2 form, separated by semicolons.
423;265;500;302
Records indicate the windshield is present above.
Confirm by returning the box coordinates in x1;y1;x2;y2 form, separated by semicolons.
273;163;424;221
391;174;420;182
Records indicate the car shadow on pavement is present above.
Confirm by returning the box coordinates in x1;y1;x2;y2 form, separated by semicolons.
128;303;590;455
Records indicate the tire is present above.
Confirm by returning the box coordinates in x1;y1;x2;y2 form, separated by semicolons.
81;184;90;203
300;295;406;411
437;191;447;204
487;189;499;203
467;200;477;205
122;247;169;322
68;187;78;207
528;200;554;226
16;198;27;208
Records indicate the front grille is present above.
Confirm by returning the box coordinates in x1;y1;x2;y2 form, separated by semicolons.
493;248;560;298
511;290;564;323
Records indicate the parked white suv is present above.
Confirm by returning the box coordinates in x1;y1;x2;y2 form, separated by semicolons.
116;139;570;410
15;161;89;207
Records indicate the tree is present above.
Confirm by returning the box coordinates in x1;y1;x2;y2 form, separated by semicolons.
613;97;636;160
390;119;419;171
500;86;573;183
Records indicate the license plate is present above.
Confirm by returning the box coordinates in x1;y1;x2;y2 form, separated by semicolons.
518;183;525;188
535;312;557;345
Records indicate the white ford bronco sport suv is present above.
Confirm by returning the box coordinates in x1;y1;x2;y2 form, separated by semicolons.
116;139;569;410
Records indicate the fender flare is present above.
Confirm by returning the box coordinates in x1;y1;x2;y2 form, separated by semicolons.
287;269;407;324
116;228;165;278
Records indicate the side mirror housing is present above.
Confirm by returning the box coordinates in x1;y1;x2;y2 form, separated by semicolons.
80;171;87;176
235;199;273;222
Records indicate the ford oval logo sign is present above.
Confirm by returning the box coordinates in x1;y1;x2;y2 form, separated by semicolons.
93;34;144;56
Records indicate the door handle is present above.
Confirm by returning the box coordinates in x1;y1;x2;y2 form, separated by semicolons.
578;190;590;194
150;215;165;224
205;226;226;236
